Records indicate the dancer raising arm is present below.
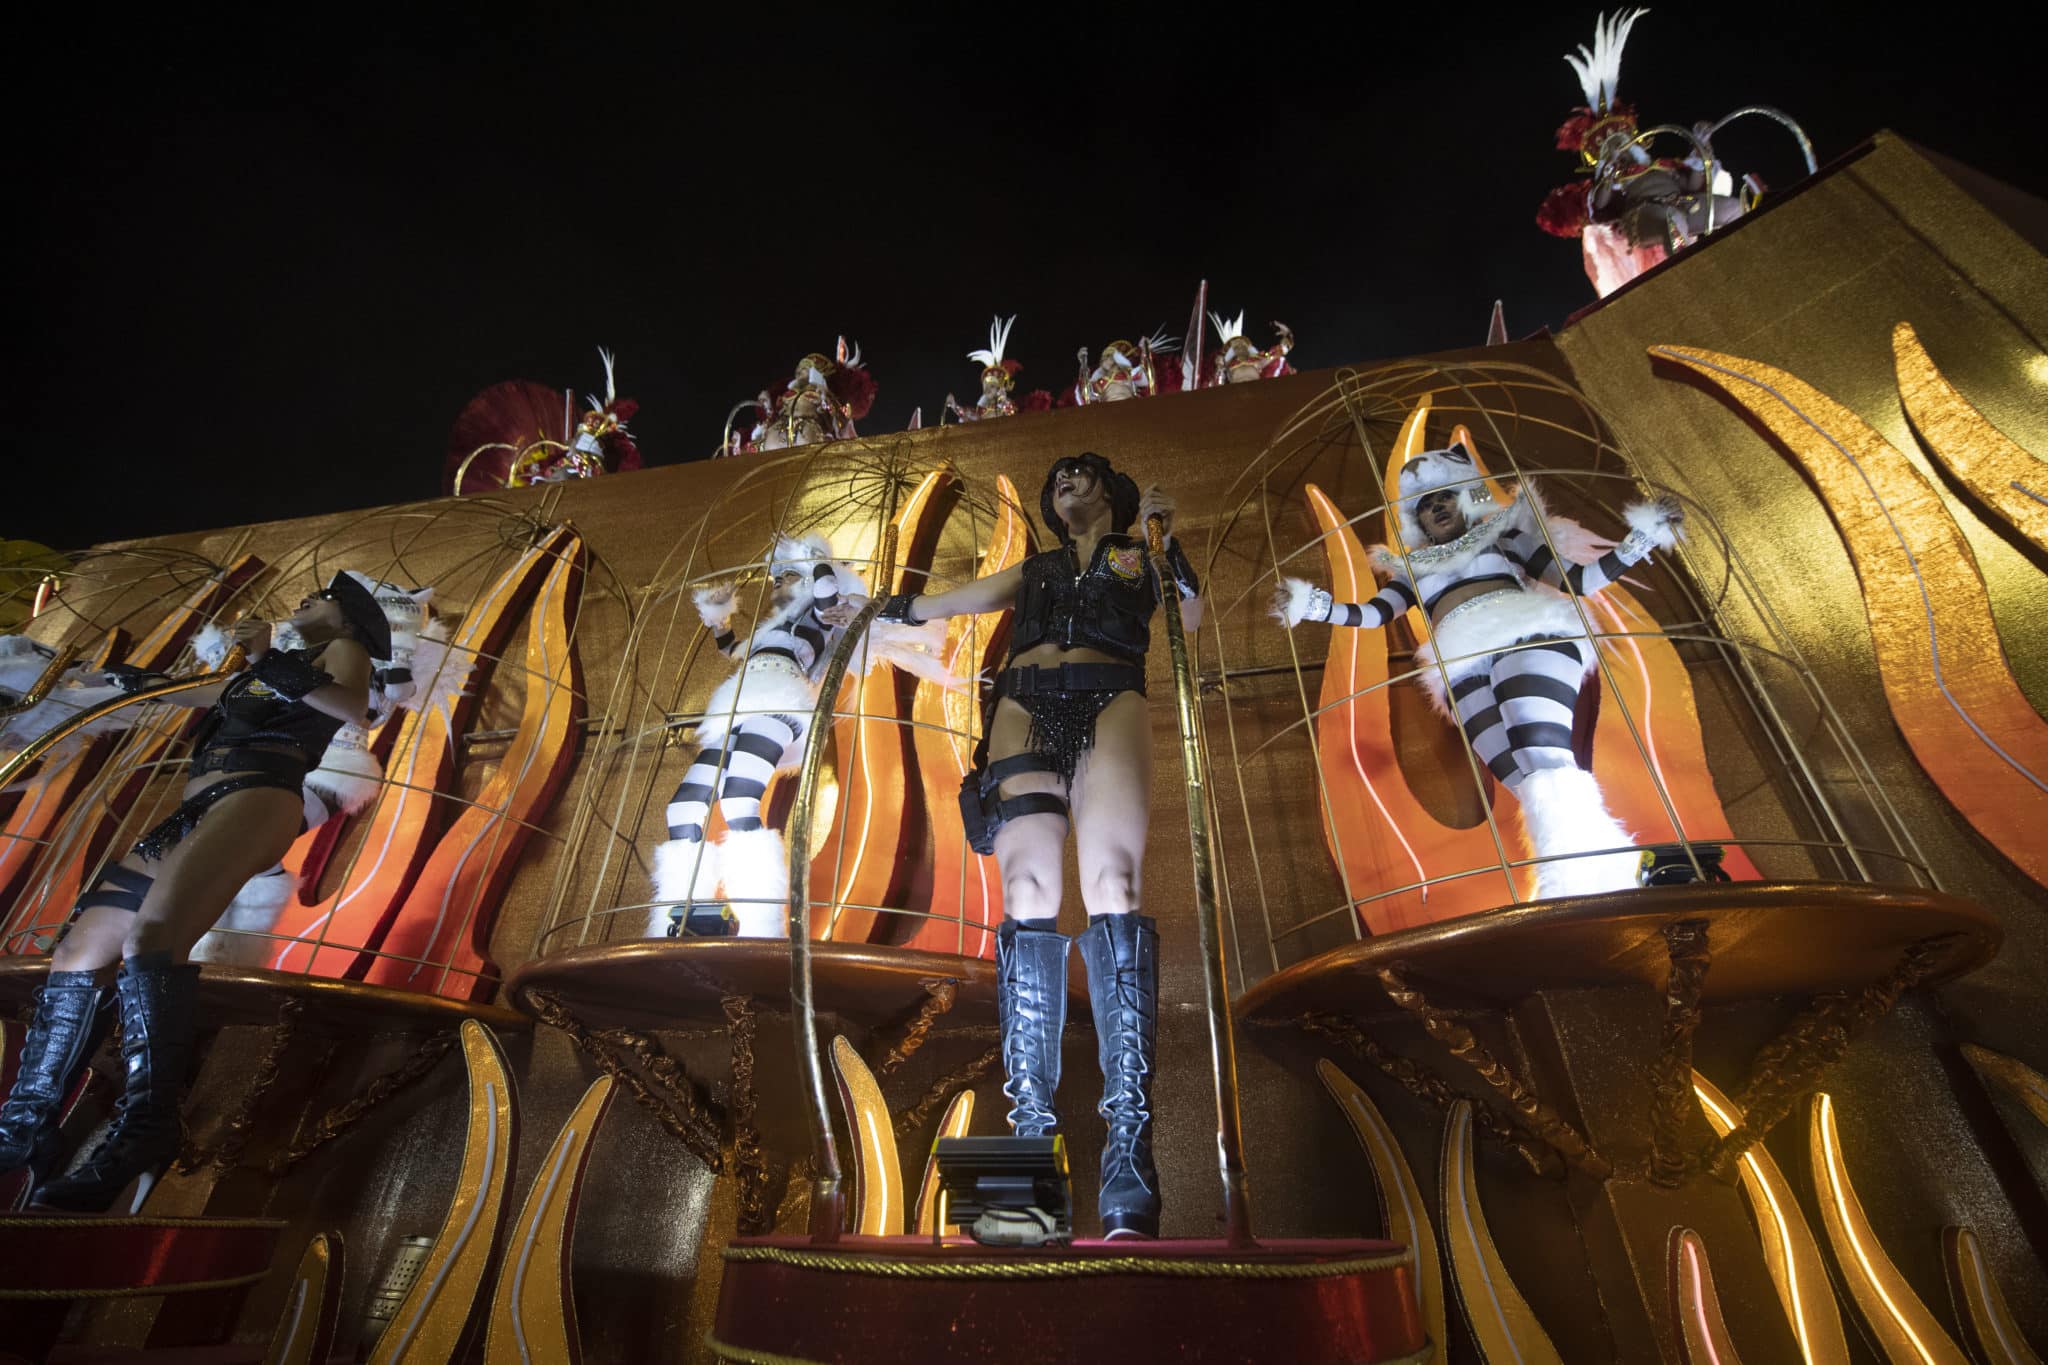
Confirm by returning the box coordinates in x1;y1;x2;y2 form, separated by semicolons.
1275;441;1682;899
833;452;1199;1239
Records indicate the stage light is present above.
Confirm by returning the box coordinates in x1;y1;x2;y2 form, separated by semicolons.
932;1136;1072;1247
1637;842;1731;886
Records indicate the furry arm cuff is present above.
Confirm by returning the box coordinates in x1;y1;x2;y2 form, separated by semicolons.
1272;578;1335;626
1273;575;1410;629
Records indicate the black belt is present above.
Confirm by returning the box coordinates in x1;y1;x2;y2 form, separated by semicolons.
1001;662;1145;698
190;747;310;781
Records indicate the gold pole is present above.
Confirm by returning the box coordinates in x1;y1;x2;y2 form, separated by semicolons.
0;647;245;791
0;643;83;719
1146;514;1253;1246
787;501;902;1242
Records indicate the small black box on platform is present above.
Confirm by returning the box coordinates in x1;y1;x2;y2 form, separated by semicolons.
1637;842;1730;886
933;1136;1071;1247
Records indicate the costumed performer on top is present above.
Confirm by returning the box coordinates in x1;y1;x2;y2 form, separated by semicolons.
0;574;394;1211
836;452;1200;1240
944;315;1053;423
1273;442;1683;898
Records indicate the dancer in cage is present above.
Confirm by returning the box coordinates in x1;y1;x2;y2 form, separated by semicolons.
0;572;401;1211
648;534;953;939
182;587;450;965
1274;442;1684;899
840;452;1200;1240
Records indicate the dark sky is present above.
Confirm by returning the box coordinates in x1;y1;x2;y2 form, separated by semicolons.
16;7;2040;552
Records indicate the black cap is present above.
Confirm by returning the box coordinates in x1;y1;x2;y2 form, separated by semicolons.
324;572;393;661
1039;452;1140;544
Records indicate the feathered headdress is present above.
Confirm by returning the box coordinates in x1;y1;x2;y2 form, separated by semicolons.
571;347;642;473
782;337;877;421
1554;9;1648;168
1208;310;1247;346
1100;328;1181;372
967;315;1023;386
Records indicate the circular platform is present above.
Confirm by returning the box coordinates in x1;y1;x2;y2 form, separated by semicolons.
505;938;1089;1032
0;959;526;1034
1236;881;2001;1022
711;1235;1428;1364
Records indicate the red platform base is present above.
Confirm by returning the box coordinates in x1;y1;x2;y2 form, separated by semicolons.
710;1235;1428;1364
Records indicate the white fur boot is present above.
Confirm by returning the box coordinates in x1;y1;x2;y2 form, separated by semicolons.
191;866;298;965
1514;767;1641;899
720;827;791;938
649;837;723;937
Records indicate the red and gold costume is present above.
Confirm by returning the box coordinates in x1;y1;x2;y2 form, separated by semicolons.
724;338;877;456
443;349;641;495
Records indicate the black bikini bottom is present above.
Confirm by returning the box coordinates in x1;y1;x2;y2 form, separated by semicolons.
134;754;306;862
999;662;1146;784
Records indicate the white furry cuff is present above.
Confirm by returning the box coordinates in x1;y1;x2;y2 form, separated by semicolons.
1620;501;1681;556
1274;578;1334;627
692;585;737;630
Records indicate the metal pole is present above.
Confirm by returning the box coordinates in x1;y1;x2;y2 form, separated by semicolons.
788;497;902;1242
1146;514;1253;1246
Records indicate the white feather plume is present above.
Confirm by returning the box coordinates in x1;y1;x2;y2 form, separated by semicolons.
967;314;1016;368
1142;326;1182;356
1565;8;1648;112
1208;310;1247;345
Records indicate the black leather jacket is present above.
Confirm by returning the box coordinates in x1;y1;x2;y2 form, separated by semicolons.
1008;533;1199;664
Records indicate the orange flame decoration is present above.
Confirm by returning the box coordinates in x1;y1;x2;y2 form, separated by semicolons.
1892;322;2048;555
268;528;577;978
810;471;951;943
1307;401;1754;933
1;557;265;950
1656;344;2048;893
904;474;1031;958
363;533;584;997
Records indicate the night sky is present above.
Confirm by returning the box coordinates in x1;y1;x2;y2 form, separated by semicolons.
16;8;2040;552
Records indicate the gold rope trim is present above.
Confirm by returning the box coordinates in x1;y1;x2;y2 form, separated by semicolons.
703;1334;829;1365
0;1215;287;1230
0;1270;269;1301
721;1244;1414;1281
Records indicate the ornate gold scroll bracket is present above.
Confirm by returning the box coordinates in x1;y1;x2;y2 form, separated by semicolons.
524;989;723;1171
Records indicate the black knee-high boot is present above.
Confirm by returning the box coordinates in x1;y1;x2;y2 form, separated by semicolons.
0;972;111;1183
1077;913;1159;1239
31;953;198;1213
996;919;1069;1138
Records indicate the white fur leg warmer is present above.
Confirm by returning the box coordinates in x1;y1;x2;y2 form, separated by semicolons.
1514;767;1640;899
649;837;724;936
720;826;791;938
191;866;298;965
